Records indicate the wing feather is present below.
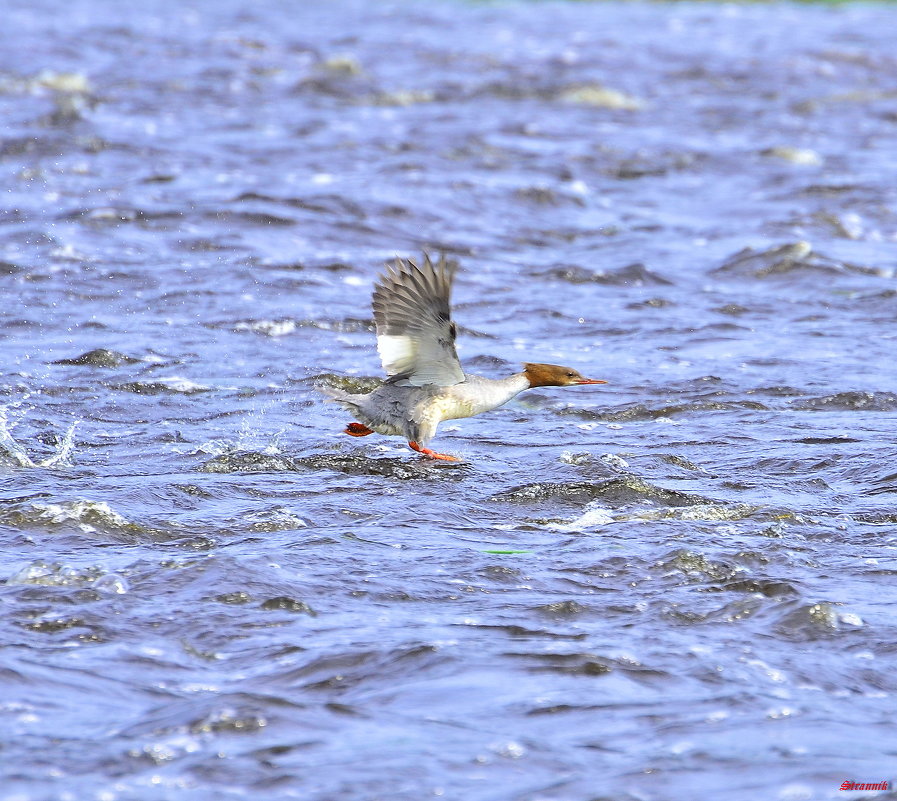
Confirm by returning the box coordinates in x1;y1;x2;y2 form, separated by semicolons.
372;253;465;386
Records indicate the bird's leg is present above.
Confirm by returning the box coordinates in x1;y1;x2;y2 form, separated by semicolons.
345;422;374;437
408;440;462;462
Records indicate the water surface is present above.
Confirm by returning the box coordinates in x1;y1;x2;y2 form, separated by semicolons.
2;1;896;799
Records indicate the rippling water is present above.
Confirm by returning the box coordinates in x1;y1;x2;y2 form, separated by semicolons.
2;1;897;799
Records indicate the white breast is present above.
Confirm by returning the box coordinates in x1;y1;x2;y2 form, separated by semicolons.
429;394;477;422
438;373;530;420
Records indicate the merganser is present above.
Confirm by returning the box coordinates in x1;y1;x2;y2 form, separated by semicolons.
323;254;606;461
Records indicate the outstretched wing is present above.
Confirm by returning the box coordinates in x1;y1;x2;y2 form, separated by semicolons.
372;253;465;387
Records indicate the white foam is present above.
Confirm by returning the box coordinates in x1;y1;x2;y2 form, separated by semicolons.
550;502;615;532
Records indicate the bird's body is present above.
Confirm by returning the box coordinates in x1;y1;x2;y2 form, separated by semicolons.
322;254;605;461
326;372;531;446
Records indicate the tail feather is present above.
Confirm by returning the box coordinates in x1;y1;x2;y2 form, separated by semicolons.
318;382;403;439
319;385;362;411
319;385;376;436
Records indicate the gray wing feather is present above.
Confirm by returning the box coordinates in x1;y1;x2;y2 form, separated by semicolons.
372;253;465;386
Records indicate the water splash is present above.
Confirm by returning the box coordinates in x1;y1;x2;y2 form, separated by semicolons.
238;400;287;455
0;405;34;467
191;399;287;457
0;405;79;468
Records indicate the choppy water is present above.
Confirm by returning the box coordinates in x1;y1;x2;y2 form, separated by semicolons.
2;1;897;799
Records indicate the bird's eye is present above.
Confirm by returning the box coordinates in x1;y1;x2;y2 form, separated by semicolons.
566;371;575;377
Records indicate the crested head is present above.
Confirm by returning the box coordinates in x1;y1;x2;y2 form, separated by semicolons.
523;362;607;388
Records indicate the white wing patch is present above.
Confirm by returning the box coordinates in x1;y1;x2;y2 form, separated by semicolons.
376;334;417;378
376;333;464;385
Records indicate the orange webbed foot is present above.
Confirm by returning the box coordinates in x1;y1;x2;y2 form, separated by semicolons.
408;441;462;462
345;422;374;437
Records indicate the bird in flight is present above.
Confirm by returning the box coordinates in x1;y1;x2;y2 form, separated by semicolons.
323;254;605;461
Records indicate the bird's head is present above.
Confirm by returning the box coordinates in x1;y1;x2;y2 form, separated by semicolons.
523;362;607;388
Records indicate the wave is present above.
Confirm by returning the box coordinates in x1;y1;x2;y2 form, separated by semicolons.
200;450;465;481
492;476;717;508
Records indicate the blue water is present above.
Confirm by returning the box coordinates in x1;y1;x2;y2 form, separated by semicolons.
2;1;897;799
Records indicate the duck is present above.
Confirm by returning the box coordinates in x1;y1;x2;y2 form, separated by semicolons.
322;253;605;461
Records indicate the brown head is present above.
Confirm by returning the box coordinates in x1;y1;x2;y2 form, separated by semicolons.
523;362;607;388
